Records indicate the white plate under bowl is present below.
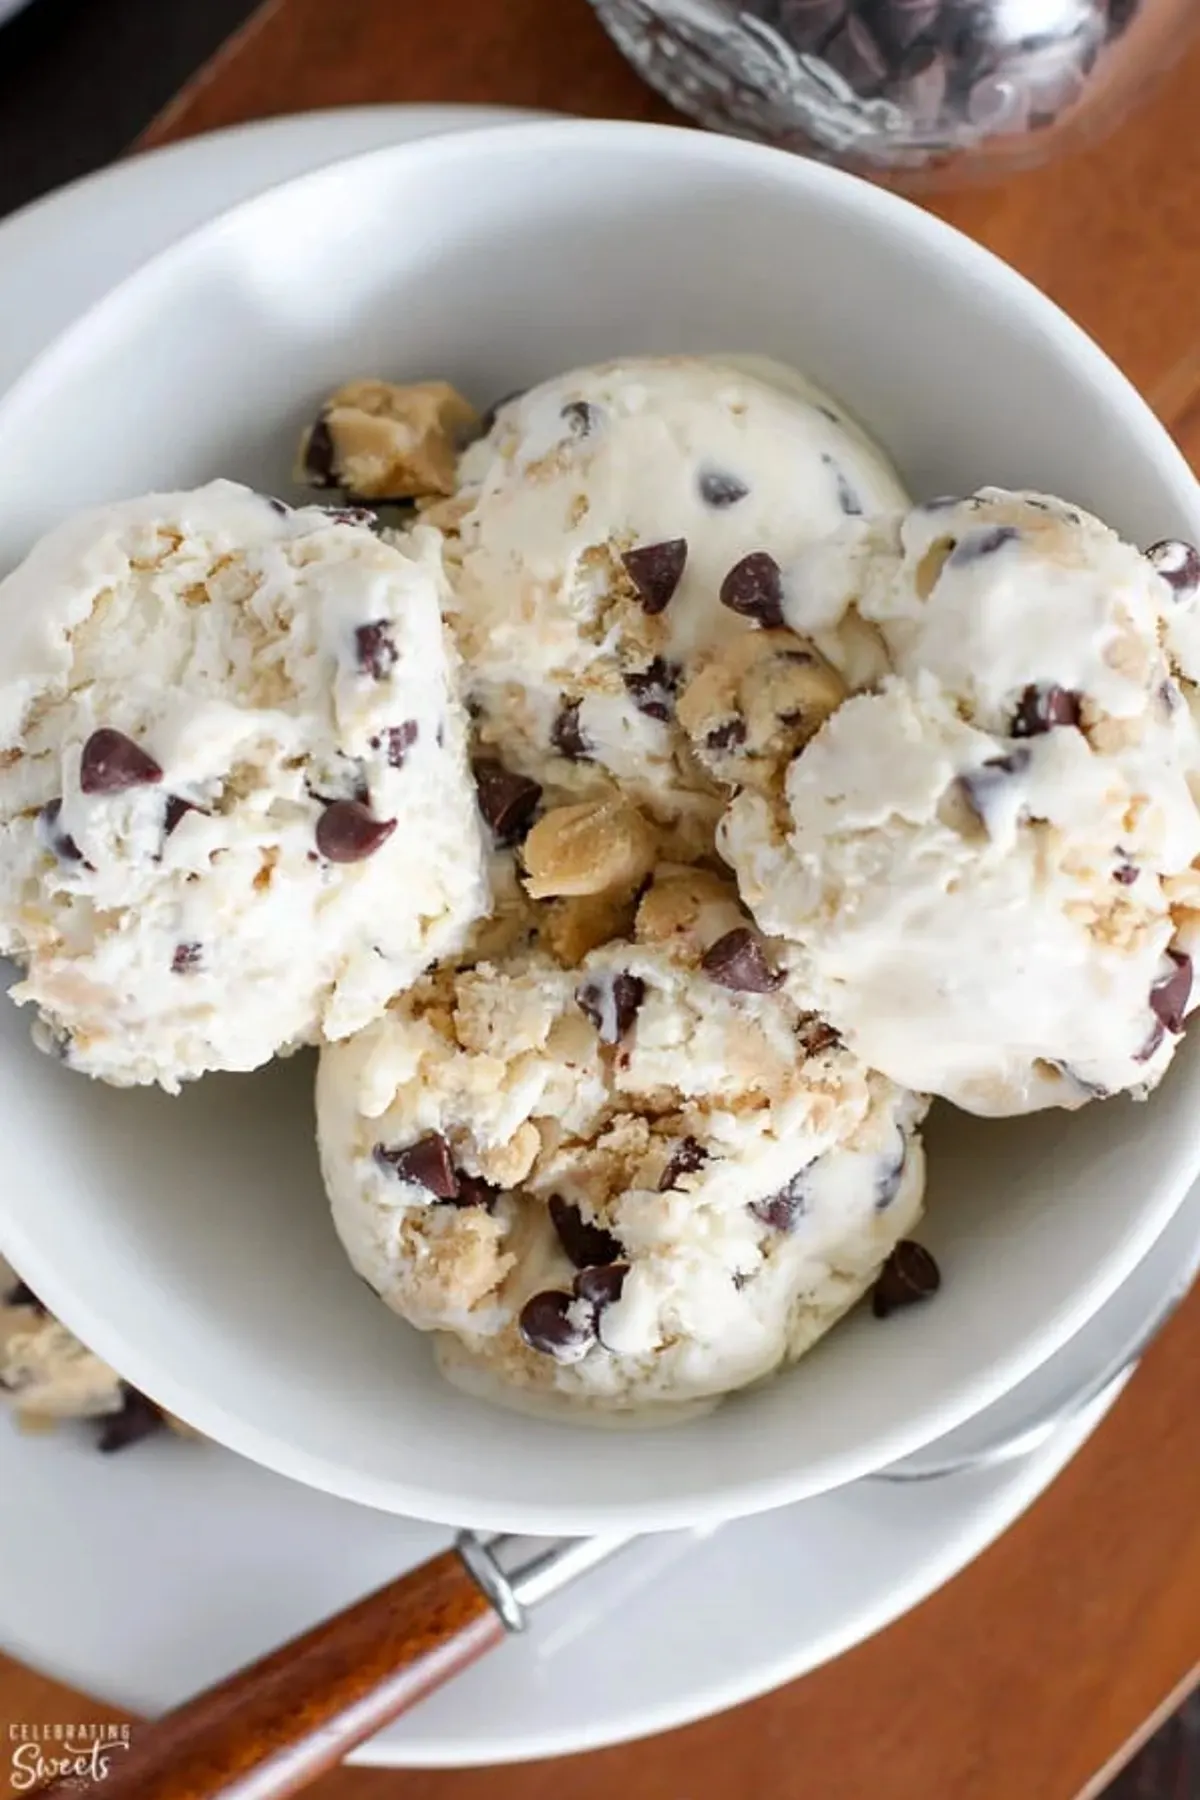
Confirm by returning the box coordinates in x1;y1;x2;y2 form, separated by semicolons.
1;112;1199;1537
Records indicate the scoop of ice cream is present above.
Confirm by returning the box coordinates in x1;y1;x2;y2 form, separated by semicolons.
443;357;908;857
717;490;1200;1115
0;482;488;1088
317;869;927;1417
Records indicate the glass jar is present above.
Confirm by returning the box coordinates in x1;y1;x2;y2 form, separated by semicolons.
589;0;1200;185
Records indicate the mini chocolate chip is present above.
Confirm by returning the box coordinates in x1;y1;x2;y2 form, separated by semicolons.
705;717;747;753
1150;948;1192;1035
875;1137;908;1211
575;971;646;1043
1113;859;1140;886
623;658;680;722
355;621;399;680
453;1173;500;1211
659;1136;709;1190
872;1241;941;1318
550;699;591;761
171;942;202;975
702;928;784;992
377;721;419;769
698;469;749;509
562;399;602;437
472;758;542;846
797;1014;841;1056
302;416;338;487
577;1262;629;1314
315;799;397;863
79;729;163;796
4;1278;45;1313
163;795;199;836
479;388;526;436
622;539;688;615
719;552;784;628
37;799;83;864
374;1133;459;1199
550;1196;623;1268
951;525;1020;565
750;1169;809;1232
1010;684;1082;738
822;454;863;517
1147;539;1200;598
96;1385;165;1454
518;1290;595;1362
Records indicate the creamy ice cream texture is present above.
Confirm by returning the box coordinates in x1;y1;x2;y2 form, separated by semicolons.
0;482;488;1089
442;356;908;856
712;490;1200;1115
317;866;927;1414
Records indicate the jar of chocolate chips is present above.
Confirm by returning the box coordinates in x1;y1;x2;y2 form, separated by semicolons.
589;0;1198;181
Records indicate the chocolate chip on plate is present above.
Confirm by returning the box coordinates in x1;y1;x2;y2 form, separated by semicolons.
472;757;543;847
719;552;785;628
659;1136;709;1191
374;1132;459;1199
702;927;784;992
518;1290;595;1362
1147;539;1200;598
623;657;680;722
950;525;1020;565
1150;948;1192;1036
622;539;688;615
550;699;591;762
750;1168;810;1232
315;799;397;863
561;400;602;437
576;971;646;1043
37;799;83;864
698;468;750;509
1010;683;1082;738
354;621;399;680
79;728;163;796
550;1195;623;1268
872;1240;941;1319
96;1385;166;1454
301;416;338;487
170;942;202;975
376;720;419;769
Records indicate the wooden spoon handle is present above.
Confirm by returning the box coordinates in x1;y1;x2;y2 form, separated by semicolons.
44;1547;505;1800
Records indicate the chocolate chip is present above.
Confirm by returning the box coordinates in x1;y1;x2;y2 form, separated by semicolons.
266;496;290;516
872;1241;941;1319
957;748;1032;828
623;658;680;722
315;799;397;863
750;1169;809;1232
822;14;888;89
355;621;399;680
96;1385;165;1455
4;1278;45;1313
575;971;646;1043
822;454;863;517
374;721;419;769
698;469;749;509
705;717;747;753
702;928;784;992
1147;539;1200;599
479;388;526;436
577;1262;629;1326
453;1173;500;1211
550;1196;623;1268
374;1133;459;1199
302;416;338;487
1010;684;1082;738
472;758;542;847
797;1013;840;1056
518;1290;595;1362
550;699;591;761
659;1136;709;1190
37;799;83;864
321;504;380;528
79;729;163;796
622;538;688;615
951;525;1020;565
163;795;199;836
171;942;202;975
1113;859;1139;886
719;552;784;628
1150;948;1192;1036
562;400;602;437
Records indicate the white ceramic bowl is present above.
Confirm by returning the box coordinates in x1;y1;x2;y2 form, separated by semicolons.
1;119;1198;1535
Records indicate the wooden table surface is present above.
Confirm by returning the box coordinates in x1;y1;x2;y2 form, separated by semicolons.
5;3;1200;1796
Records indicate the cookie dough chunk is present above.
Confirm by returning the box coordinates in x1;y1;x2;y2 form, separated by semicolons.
297;379;480;501
0;482;489;1088
317;871;927;1416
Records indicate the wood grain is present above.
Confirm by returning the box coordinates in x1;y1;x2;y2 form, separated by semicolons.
4;4;1200;1798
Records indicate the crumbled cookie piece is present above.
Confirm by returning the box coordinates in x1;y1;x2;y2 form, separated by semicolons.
297;379;480;500
678;629;846;792
522;795;657;900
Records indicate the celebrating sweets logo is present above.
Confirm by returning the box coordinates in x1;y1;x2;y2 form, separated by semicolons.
8;1723;132;1789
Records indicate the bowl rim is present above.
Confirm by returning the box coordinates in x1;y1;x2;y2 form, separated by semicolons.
2;113;1199;1534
